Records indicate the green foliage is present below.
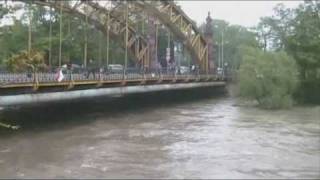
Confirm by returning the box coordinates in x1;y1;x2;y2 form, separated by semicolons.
6;49;46;72
200;19;259;70
286;2;320;103
239;47;299;109
0;4;10;19
0;2;128;67
223;25;259;70
255;1;320;104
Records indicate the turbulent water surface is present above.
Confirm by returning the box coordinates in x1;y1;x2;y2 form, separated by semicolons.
0;91;319;178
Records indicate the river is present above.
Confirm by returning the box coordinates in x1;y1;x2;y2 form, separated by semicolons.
0;90;319;179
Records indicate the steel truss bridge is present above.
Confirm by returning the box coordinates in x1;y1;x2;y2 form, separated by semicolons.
0;0;225;106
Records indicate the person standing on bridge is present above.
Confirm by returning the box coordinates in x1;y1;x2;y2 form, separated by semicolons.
67;62;73;81
86;59;96;79
157;61;162;76
55;68;64;82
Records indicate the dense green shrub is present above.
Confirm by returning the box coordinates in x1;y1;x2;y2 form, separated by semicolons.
6;49;45;72
239;46;299;109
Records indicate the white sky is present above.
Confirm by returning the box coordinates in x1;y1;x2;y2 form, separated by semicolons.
178;1;303;27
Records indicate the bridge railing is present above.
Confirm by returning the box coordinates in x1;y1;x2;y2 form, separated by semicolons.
0;66;223;86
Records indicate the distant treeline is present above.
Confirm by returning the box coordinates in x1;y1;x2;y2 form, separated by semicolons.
200;1;319;106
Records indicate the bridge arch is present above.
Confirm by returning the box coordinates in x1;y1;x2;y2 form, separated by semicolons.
79;1;211;73
24;0;150;67
23;1;211;72
67;0;209;72
131;1;210;73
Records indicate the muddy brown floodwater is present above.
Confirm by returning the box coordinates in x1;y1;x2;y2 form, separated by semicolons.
0;91;319;179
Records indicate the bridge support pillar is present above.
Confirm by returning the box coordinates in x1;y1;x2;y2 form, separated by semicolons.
205;12;214;73
147;15;157;69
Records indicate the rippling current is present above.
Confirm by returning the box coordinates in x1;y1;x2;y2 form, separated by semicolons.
0;89;319;178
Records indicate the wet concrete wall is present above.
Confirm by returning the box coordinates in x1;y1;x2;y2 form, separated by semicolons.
0;82;225;107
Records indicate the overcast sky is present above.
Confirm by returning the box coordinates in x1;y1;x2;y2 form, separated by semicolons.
178;1;303;27
0;1;303;28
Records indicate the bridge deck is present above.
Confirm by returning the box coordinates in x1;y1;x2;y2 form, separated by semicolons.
0;72;225;106
0;73;221;90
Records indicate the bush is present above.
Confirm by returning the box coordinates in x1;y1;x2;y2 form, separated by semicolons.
239;47;299;109
295;79;320;104
6;49;45;72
